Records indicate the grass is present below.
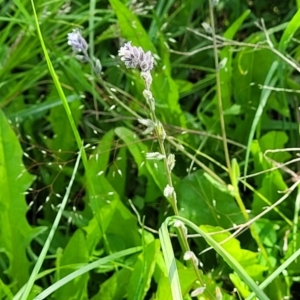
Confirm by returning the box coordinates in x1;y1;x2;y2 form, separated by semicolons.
0;0;300;299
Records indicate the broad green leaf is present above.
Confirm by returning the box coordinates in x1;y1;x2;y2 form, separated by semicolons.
201;225;267;281
253;219;277;248
91;268;132;300
19;153;82;300
34;247;142;299
115;127;179;195
155;252;172;300
171;216;270;299
54;230;89;300
251;131;289;218
163;0;202;30
252;219;277;268
0;278;14;299
109;0;156;53
156;268;215;300
252;171;288;218
230;273;252;298
0;110;39;288
246;247;300;300
127;240;160;300
155;253;218;299
232;35;278;144
114;127;145;175
156;276;172;300
259;131;291;163
159;234;221;298
84;129;140;253
175;79;194;95
46;92;82;161
219;9;250;110
155;36;187;127
106;147;127;198
233;44;276;105
7;95;79;123
177;170;243;228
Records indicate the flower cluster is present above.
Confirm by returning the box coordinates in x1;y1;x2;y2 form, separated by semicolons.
118;42;154;72
67;29;102;74
67;29;88;53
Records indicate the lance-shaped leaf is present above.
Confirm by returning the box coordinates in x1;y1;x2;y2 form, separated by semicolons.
0;110;39;288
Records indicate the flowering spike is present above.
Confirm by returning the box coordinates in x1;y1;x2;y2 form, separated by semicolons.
67;29;88;53
118;41;154;72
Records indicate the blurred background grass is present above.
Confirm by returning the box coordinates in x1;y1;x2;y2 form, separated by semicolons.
1;0;300;299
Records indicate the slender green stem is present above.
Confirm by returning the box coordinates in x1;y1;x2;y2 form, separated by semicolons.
209;0;248;222
31;0;109;255
150;110;179;214
143;80;214;298
208;0;232;177
208;0;273;271
89;0;99;119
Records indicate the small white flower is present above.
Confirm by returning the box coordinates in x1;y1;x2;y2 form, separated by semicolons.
146;152;165;160
94;58;102;75
138;118;155;135
215;286;223;300
67;29;88;53
191;287;206;297
173;220;184;228
183;251;199;266
164;184;174;197
173;220;188;237
156;121;166;140
167;154;175;171
138;118;154;127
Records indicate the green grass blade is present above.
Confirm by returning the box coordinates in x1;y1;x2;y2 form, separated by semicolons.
19;151;82;300
245;247;300;300
292;186;300;258
172;216;270;300
7;95;79;122
33;247;142;300
30;0;85;160
279;8;300;52
30;0;105;249
243;61;278;179
159;221;183;300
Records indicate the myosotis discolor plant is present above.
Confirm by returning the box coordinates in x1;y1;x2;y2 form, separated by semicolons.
67;29;215;298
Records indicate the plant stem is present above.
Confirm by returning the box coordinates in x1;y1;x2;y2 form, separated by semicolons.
208;0;273;272
143;82;215;299
208;0;232;177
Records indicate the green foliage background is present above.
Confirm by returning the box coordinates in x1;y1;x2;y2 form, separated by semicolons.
0;0;300;299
